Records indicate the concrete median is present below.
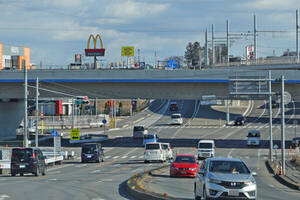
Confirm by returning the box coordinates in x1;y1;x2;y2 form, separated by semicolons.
125;164;181;200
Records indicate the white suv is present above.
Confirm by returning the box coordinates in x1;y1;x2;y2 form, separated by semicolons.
171;113;183;125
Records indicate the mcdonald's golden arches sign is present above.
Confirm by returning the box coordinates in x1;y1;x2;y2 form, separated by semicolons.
85;34;105;57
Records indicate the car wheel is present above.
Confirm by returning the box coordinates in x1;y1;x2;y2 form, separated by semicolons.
96;159;100;163
144;160;149;163
20;173;24;176
160;160;164;163
42;167;46;176
194;184;201;200
11;173;16;177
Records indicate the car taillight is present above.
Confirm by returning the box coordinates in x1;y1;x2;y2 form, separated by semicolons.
168;147;170;151
160;149;162;153
144;150;146;154
32;153;36;159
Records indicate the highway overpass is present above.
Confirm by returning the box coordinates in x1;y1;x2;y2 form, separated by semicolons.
1;67;300;138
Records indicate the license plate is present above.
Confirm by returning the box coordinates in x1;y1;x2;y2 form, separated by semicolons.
87;155;92;158
228;190;239;196
19;165;25;168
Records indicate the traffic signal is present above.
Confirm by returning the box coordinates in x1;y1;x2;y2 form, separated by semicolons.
76;96;89;104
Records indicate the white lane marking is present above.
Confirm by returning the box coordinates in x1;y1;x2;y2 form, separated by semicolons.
122;148;138;157
75;164;87;168
48;171;61;175
130;156;137;159
113;164;120;167
227;149;234;158
104;156;111;159
47;164;74;171
98;179;113;183
131;169;143;173
268;184;275;188
49;178;58;181
121;156;128;159
92;198;106;200
112;156;119;159
133;117;145;124
139;155;144;159
91;170;101;174
122;124;129;128
0;194;10;200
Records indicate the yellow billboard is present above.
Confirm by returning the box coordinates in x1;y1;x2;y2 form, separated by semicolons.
121;46;135;57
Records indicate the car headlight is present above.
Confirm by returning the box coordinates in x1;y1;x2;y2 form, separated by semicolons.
208;178;222;184
189;168;197;171
245;179;256;186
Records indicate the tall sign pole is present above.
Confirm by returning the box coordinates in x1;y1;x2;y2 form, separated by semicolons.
281;75;286;175
35;77;39;147
226;20;230;65
212;24;215;65
254;14;257;63
24;62;28;147
268;71;273;161
297;10;299;63
205;29;209;66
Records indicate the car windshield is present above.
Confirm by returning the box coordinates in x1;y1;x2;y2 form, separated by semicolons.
209;160;250;174
146;143;160;150
236;117;244;120
248;131;260;137
171;115;181;119
198;143;213;149
170;103;177;107
162;144;168;150
144;135;155;139
174;156;196;163
82;145;97;153
134;126;144;131
11;148;33;162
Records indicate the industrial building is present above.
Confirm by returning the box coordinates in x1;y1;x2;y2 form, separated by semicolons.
0;43;30;70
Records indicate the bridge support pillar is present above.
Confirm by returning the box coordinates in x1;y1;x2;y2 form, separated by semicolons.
0;100;24;140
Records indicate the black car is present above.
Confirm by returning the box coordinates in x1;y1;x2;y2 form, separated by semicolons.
234;116;246;126
169;103;179;111
81;143;104;163
11;147;46;176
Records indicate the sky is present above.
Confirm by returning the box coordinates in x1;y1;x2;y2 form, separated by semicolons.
0;0;299;67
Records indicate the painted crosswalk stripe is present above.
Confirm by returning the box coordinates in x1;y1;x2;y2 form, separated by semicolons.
121;156;128;159
104;156;111;159
130;156;137;159
113;156;119;159
139;155;144;159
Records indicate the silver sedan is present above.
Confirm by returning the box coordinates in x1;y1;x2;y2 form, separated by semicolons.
194;157;257;200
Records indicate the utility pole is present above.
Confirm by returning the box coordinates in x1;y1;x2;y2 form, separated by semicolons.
35;77;39;147
138;49;140;65
94;56;97;69
281;75;286;175
297;10;299;63
205;29;209;66
226;20;230;65
199;44;202;70
24;62;28;148
226;100;230;125
154;51;157;68
254;14;257;63
72;98;75;129
268;71;273;162
212;24;215;65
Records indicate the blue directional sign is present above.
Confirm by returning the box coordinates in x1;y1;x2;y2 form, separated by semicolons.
139;62;145;69
102;119;107;124
51;130;59;137
167;60;178;69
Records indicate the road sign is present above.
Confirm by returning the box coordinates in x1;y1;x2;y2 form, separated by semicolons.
121;46;135;57
70;129;80;140
139;62;145;69
40;112;44;118
102;119;107;124
51;130;59;137
167;60;178;69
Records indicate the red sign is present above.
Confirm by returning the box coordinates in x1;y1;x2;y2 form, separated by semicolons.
40;112;44;118
56;100;63;115
85;48;105;56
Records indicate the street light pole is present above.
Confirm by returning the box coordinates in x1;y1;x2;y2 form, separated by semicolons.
296;10;299;63
205;29;209;66
35;77;39;147
212;24;215;65
24;62;29;147
254;14;257;63
268;71;273;161
281;75;286;175
226;20;230;65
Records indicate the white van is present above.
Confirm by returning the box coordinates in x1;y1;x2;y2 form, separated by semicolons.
171;113;183;125
162;143;173;160
144;143;166;163
247;130;261;146
197;140;215;160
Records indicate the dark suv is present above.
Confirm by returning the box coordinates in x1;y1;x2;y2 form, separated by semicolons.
169;103;179;111
234;116;246;126
81;143;104;163
11;148;46;176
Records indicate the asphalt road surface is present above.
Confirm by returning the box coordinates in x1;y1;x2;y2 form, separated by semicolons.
1;100;300;200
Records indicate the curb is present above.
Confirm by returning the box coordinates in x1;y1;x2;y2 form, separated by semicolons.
124;164;181;200
265;160;300;191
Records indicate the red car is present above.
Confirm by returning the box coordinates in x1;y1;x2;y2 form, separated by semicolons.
170;155;199;178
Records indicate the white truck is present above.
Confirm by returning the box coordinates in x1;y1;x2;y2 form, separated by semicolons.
197;140;215;160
